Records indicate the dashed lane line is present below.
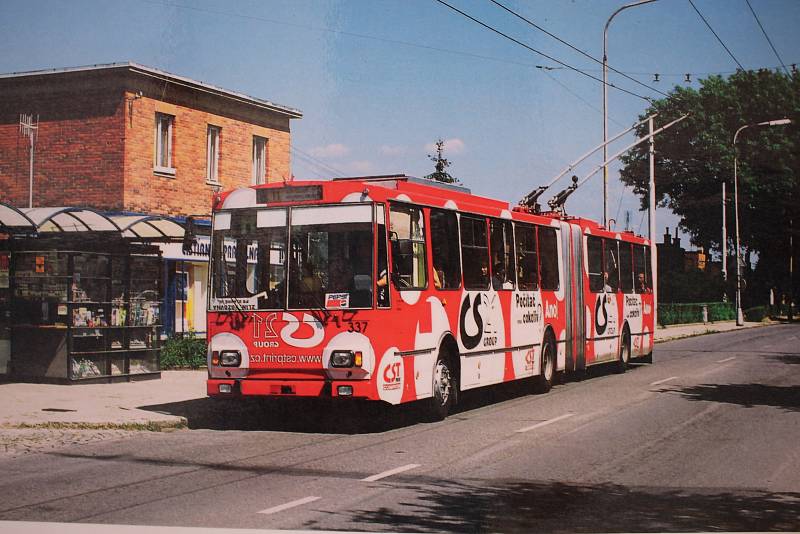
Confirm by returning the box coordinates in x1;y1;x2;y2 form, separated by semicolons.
257;496;320;515
650;376;679;386
515;412;575;433
361;463;421;482
716;356;737;363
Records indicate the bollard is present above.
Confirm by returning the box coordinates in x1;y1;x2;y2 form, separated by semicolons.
702;305;708;324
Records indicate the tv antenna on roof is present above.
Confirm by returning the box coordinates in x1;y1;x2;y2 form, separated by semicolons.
19;113;39;208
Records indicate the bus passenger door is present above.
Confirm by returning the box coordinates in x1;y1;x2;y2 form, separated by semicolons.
568;223;586;371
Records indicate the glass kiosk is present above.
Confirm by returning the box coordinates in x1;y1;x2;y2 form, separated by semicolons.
10;244;163;382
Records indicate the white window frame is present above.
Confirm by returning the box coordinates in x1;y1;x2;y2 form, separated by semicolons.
252;135;267;185
154;113;175;176
206;125;221;184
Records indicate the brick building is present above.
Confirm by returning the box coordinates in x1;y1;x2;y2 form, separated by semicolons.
0;62;302;335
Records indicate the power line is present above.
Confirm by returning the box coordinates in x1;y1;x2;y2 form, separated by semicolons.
688;0;744;70
291;147;347;178
489;0;669;98
744;0;789;75
540;69;625;127
433;0;653;102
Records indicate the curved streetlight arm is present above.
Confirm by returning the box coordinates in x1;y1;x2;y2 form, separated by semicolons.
603;0;658;225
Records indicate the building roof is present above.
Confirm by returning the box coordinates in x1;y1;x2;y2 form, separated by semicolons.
0;61;303;119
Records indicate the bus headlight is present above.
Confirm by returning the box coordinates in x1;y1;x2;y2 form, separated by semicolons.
219;350;241;367
331;350;353;367
331;350;363;368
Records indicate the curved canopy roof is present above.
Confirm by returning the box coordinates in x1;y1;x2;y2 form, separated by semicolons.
109;215;185;240
0;203;191;241
0;203;36;233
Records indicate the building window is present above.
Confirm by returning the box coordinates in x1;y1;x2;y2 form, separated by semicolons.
252;136;267;185
154;113;174;175
206;125;221;184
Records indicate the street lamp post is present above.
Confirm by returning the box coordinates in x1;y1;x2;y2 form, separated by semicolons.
732;118;792;326
603;0;657;227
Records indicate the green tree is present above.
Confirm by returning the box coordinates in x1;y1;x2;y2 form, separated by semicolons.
619;69;800;305
425;139;460;184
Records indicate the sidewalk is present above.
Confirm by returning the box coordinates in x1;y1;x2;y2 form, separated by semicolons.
654;319;769;343
0;320;773;431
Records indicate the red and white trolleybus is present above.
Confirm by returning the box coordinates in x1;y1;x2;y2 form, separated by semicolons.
206;175;654;419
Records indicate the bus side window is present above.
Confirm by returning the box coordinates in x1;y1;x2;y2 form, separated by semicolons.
539;227;560;291
619;242;634;293
514;223;538;291
634;244;650;293
460;216;489;290
430;209;462;290
389;204;427;290
490;219;516;290
587;236;603;292
604;239;619;293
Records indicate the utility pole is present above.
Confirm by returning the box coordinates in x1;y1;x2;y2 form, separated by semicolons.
19;114;39;208
648;115;657;328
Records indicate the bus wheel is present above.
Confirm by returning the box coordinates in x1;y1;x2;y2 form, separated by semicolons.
533;334;556;394
427;354;455;421
616;328;631;374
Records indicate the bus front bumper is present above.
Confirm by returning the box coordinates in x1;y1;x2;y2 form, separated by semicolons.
207;378;372;399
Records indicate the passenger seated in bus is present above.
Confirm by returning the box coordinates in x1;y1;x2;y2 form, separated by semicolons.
432;261;443;289
492;262;513;290
637;272;650;293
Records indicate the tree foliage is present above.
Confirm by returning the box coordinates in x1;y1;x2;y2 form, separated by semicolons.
425;139;460;184
619;69;799;302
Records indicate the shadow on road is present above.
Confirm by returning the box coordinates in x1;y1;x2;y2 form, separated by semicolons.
663;383;800;412
340;478;800;532
138;362;643;433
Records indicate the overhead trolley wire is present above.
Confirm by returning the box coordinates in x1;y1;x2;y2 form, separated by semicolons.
433;0;653;102
488;0;669;98
688;0;744;70
744;0;790;75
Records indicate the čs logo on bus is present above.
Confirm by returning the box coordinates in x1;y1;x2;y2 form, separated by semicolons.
382;362;402;391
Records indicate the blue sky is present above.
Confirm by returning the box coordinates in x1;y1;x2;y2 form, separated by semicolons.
2;0;798;249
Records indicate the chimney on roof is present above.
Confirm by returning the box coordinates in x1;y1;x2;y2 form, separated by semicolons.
663;227;672;246
674;227;681;249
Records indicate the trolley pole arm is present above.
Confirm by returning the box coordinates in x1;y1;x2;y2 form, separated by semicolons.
519;114;655;209
554;114;689;206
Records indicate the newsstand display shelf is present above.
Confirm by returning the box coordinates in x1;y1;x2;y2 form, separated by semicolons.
10;250;162;382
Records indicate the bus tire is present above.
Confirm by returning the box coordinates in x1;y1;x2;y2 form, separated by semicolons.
533;332;556;394
426;352;456;421
616;327;631;374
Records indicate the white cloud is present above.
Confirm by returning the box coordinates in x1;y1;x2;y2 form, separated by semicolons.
424;138;465;155
379;144;406;156
309;143;350;158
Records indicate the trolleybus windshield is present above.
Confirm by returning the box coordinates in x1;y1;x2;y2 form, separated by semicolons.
210;204;374;311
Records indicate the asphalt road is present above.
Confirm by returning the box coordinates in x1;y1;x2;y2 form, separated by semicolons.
1;324;799;532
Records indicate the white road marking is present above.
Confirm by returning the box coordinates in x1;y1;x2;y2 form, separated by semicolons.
257;496;320;515
362;463;421;482
716;356;737;363
650;376;679;386
515;412;575;433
